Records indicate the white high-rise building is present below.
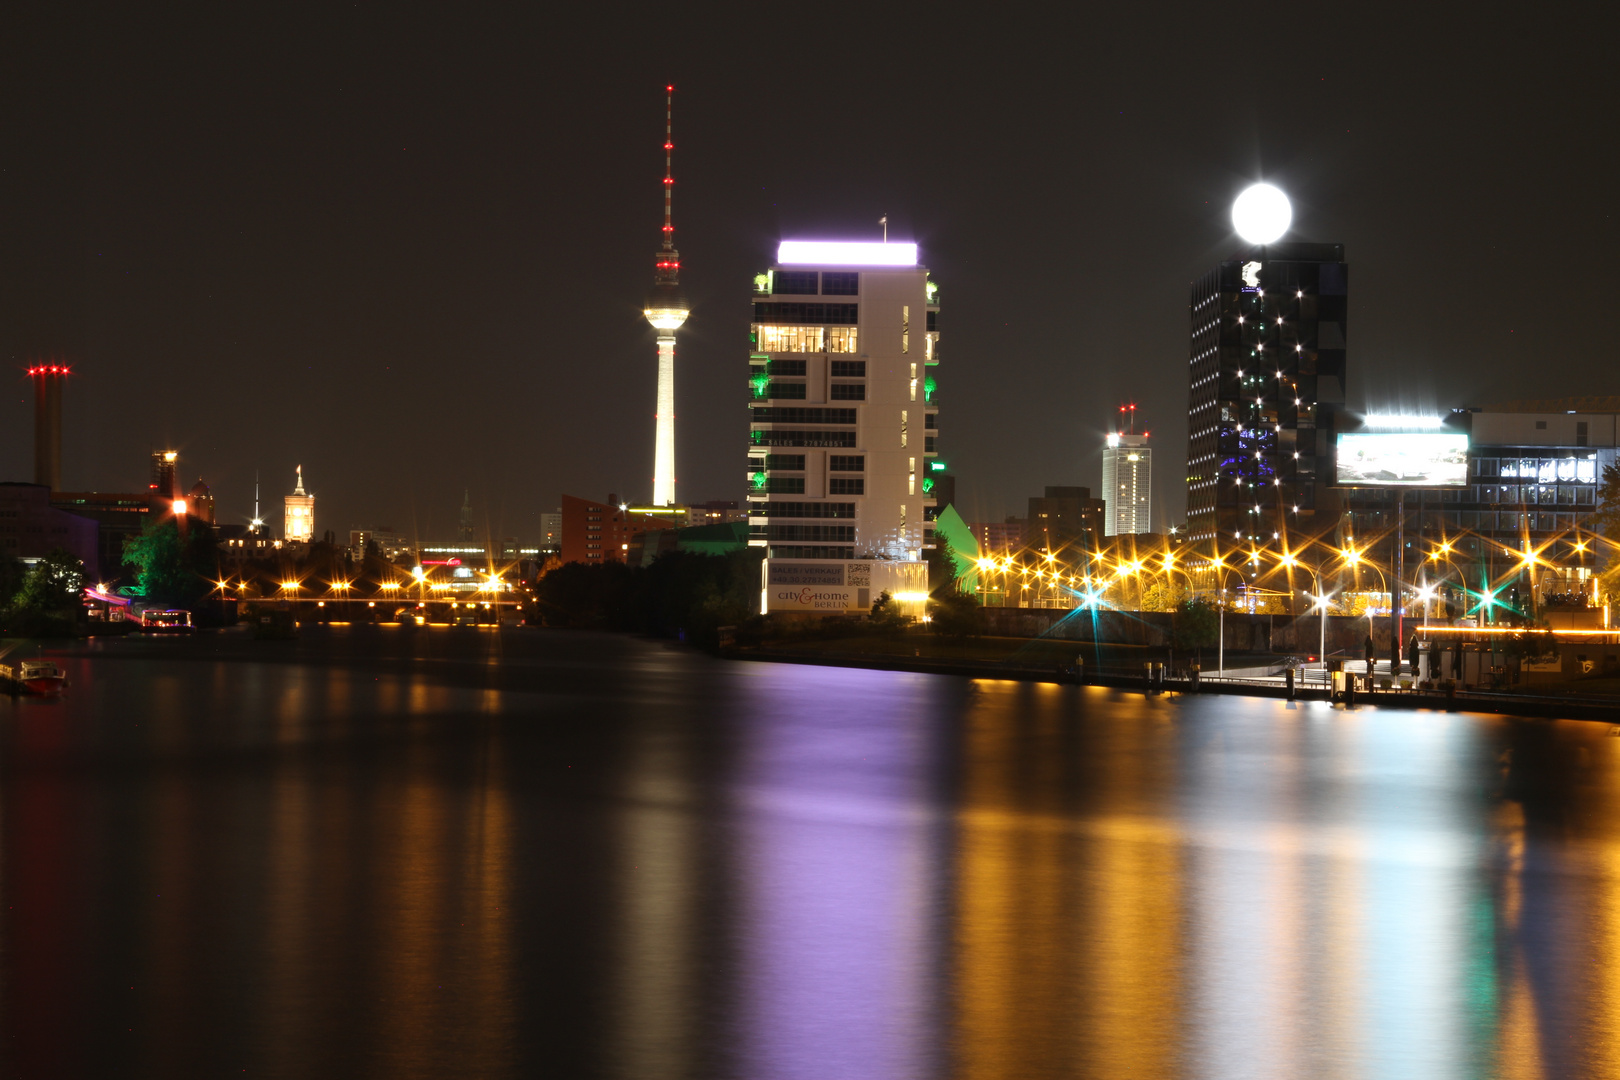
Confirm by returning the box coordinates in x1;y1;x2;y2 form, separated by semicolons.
1103;432;1151;536
748;240;940;562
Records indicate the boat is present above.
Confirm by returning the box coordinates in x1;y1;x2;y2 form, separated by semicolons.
140;609;194;632
0;660;66;695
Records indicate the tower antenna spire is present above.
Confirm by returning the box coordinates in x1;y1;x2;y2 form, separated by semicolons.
662;84;675;257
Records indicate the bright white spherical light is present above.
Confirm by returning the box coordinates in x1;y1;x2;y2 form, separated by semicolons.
1231;183;1292;244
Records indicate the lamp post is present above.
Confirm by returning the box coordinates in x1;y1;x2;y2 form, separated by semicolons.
1208;555;1236;678
1273;551;1328;677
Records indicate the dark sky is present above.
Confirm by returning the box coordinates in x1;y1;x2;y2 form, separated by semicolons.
2;5;1614;541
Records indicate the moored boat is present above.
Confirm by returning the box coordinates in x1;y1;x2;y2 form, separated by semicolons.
1;660;66;695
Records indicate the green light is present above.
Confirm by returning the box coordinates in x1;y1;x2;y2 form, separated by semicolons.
922;476;935;494
929;461;947;472
751;471;766;490
924;375;936;402
750;373;770;399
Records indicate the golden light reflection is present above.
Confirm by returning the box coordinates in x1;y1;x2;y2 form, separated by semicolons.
952;690;1184;1077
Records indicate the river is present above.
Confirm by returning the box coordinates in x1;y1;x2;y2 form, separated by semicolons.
2;625;1614;1078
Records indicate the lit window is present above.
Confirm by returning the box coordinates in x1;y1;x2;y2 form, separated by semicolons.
756;326;859;353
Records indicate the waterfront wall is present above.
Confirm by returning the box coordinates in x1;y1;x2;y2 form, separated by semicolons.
980;607;1422;657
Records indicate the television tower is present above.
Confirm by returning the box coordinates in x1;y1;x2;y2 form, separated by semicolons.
643;84;689;507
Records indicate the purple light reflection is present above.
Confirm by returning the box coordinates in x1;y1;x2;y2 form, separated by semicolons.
729;663;945;1080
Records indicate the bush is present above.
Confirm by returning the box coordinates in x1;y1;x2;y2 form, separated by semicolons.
929;591;986;638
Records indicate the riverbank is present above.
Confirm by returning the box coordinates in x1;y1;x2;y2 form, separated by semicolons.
726;637;1620;723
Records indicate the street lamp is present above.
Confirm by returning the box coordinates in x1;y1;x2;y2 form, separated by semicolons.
1207;554;1237;678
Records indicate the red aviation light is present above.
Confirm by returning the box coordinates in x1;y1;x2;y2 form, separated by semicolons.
664;178;673;184
664;142;673;150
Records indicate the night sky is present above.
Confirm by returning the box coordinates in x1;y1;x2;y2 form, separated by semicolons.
2;5;1613;543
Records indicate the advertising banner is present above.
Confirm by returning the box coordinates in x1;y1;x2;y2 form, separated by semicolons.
761;559;928;616
764;560;872;613
1335;432;1469;487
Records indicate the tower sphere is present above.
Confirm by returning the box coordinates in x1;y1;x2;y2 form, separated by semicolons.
644;281;690;332
1231;183;1292;245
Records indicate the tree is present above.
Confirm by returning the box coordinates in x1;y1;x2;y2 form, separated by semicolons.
1139;581;1185;612
3;548;86;635
123;520;213;607
0;552;27;610
870;590;908;632
1172;597;1219;664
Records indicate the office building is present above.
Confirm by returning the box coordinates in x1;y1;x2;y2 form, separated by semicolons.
1026;486;1106;555
1185;241;1348;552
459;490;475;543
967;519;1025;555
1342;399;1620;608
560;494;676;565
540;510;562;556
686;499;748;526
0;483;98;570
747;240;940;560
1102;431;1152;536
284;466;314;543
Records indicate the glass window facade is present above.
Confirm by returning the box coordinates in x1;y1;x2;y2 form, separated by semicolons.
755;326;859;353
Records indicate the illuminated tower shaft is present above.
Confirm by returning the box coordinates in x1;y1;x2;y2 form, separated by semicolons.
653;335;677;506
643;85;689;507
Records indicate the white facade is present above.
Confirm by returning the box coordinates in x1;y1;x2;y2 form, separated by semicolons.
1102;433;1151;536
283;465;314;543
748;243;939;562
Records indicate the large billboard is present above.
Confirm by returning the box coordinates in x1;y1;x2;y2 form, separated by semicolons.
761;559;928;616
1335;432;1470;487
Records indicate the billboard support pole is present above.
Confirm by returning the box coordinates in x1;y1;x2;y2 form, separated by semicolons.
1394;489;1404;675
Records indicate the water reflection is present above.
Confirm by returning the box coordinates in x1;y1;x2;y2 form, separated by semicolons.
731;665;945;1080
1;630;1618;1077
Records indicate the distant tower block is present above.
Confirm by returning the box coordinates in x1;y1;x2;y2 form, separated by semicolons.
284;465;315;542
1103;426;1152;537
29;363;68;491
642;85;690;507
151;450;179;500
459;488;475;543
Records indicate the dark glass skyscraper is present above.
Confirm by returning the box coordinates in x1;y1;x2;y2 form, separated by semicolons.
1184;242;1348;553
